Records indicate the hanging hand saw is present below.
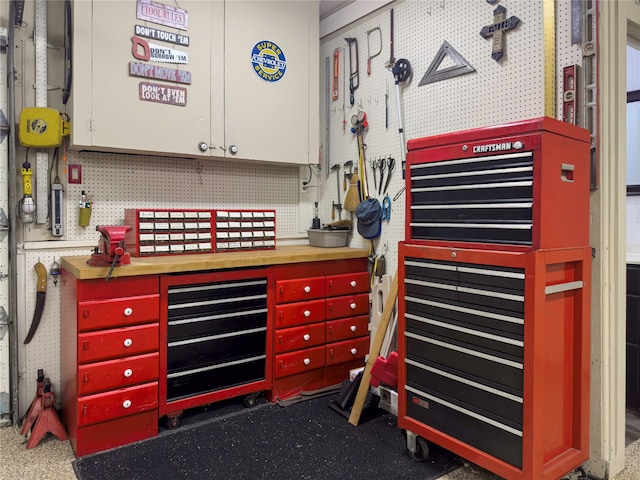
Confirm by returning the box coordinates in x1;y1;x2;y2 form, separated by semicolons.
24;262;47;344
332;48;340;101
345;37;359;107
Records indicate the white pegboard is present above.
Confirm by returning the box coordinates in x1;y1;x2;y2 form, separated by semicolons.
320;0;547;275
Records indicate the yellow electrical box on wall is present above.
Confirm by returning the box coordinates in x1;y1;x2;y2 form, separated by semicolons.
18;107;71;148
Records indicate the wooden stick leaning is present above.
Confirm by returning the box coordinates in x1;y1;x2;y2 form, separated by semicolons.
348;272;398;426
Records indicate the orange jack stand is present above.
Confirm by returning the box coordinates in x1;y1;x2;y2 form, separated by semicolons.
26;379;68;449
21;369;45;436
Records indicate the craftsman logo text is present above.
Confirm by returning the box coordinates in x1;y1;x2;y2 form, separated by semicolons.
473;141;524;153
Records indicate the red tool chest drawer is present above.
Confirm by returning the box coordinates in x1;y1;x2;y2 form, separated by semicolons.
326;337;370;366
275;346;326;378
275;323;326;354
275;277;326;303
325;293;369;320
78;324;159;364
275;299;325;328
78;353;159;396
78;294;159;331
326;315;369;342
326;272;369;296
77;381;159;427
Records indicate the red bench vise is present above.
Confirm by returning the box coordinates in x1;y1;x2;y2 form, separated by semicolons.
87;225;132;267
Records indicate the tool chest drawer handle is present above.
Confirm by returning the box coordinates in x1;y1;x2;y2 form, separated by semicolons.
123;338;133;347
303;358;311;365
304;310;311;317
304;286;311;293
123;369;133;378
350;348;358;355
122;400;132;409
350;280;357;288
350;325;357;332
123;307;133;317
303;334;311;341
350;302;357;310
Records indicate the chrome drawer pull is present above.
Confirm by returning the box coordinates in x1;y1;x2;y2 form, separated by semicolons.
304;286;311;293
122;400;132;409
350;280;357;288
303;334;310;341
303;358;311;365
350;325;357;332
123;338;133;347
350;302;357;310
123;369;133;378
350;348;357;355
303;310;311;317
123;307;133;316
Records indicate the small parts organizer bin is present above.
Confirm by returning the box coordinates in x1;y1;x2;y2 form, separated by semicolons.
214;210;276;252
124;209;275;257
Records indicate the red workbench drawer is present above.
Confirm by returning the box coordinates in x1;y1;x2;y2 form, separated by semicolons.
275;346;325;378
78;323;159;364
276;277;326;303
325;293;369;320
275;299;325;328
326;315;370;342
77;381;158;427
275;323;326;354
78;294;159;332
326;337;369;366
78;352;159;396
326;272;370;296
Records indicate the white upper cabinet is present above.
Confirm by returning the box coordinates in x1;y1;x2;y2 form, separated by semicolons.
69;0;318;165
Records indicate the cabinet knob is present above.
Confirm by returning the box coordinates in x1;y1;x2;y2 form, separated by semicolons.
123;307;133;316
350;325;357;332
350;302;357;310
122;399;132;409
198;142;209;152
123;369;133;378
228;144;238;155
303;334;310;341
303;358;311;365
304;286;311;293
303;310;311;317
123;338;133;347
350;280;357;288
350;348;357;355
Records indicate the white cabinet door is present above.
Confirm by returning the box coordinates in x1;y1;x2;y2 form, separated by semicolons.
71;0;218;158
223;1;319;164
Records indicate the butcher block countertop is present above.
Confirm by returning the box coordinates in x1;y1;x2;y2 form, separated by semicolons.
61;245;370;280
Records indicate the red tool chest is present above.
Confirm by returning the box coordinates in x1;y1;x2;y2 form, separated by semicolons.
398;117;592;480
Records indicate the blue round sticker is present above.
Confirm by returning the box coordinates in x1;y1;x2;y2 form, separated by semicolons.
251;40;287;82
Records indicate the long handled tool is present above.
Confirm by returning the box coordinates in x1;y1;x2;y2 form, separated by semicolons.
331;164;342;220
392;59;412;164
348;272;398;426
366;27;382;76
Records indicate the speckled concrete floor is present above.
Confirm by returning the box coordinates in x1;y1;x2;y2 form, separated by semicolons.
1;423;639;480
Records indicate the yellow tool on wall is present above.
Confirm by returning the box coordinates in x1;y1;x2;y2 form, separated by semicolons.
18;107;71;148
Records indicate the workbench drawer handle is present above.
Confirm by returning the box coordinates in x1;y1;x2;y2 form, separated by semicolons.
82;405;88;416
122;400;132;409
350;325;357;332
304;286;311;293
350;280;357;288
303;358;311;365
303;310;311;317
350;302;357;310
82;341;90;350
83;373;89;383
123;307;133;317
350;348;357;355
123;338;133;347
303;334;310;341
123;369;133;378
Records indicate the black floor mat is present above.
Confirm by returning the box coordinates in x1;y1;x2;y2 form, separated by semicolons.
73;394;461;480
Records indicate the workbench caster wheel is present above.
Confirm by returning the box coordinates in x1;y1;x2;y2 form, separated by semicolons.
402;429;430;462
243;392;262;408
165;413;182;429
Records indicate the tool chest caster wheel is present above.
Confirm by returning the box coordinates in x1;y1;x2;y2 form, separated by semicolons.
402;429;430;462
166;412;183;429
243;392;262;408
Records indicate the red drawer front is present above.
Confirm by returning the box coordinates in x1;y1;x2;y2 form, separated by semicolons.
275;299;325;328
326;272;369;297
326;315;370;343
78;294;159;332
325;293;369;320
78;323;159;364
77;381;158;427
326;337;370;366
276;277;326;304
274;346;325;378
275;323;326;354
78;352;159;396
